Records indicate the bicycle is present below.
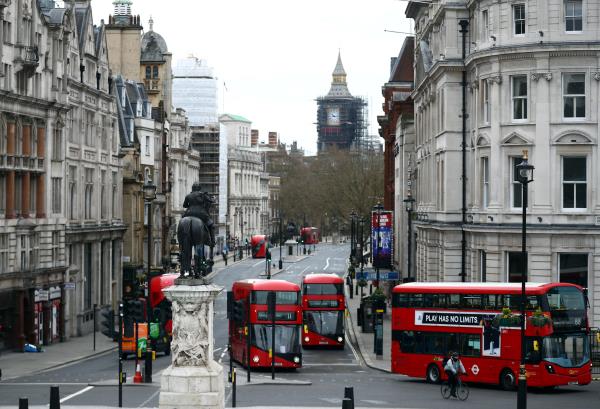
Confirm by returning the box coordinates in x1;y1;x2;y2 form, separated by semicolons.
441;375;469;401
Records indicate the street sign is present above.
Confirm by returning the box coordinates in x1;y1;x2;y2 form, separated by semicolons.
355;271;399;281
64;282;76;290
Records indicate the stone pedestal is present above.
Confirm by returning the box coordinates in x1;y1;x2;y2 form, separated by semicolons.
159;282;224;409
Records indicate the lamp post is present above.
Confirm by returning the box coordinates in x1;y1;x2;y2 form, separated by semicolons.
278;212;283;270
349;210;357;262
403;196;415;282
142;179;156;384
516;149;534;409
373;202;384;288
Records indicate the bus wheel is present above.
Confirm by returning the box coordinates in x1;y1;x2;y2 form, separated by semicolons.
500;368;516;390
426;364;441;383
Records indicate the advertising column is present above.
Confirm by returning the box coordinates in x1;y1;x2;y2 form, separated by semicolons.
372;210;393;269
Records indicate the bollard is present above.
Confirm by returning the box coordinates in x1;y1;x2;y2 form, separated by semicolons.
144;349;153;383
49;385;60;409
342;398;353;409
232;367;237;407
343;386;354;409
19;398;28;409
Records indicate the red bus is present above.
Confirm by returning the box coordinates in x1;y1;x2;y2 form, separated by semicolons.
229;279;302;369
301;273;346;348
251;235;268;258
391;282;591;389
300;227;319;245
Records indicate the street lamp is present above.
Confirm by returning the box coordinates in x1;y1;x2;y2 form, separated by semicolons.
403;195;416;282
373;202;384;288
142;179;156;384
349;210;357;262
278;211;283;270
515;149;534;409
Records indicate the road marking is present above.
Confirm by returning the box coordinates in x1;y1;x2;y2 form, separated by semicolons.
59;385;94;403
214;347;222;353
138;389;160;408
300;266;310;275
324;257;330;270
253;260;265;267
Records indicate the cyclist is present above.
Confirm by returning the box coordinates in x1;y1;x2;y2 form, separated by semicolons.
444;352;467;397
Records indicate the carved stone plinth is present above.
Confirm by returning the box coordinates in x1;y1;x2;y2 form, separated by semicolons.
159;283;224;409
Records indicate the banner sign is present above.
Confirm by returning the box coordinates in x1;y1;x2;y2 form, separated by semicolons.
355;271;400;281
415;310;495;327
372;210;393;269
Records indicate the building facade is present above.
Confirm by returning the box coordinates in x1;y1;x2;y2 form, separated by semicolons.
221;114;264;244
405;0;600;326
172;56;218;127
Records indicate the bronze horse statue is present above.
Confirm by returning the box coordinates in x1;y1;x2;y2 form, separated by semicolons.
176;216;214;279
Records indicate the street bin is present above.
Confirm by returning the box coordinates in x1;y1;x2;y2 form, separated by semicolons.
361;299;374;333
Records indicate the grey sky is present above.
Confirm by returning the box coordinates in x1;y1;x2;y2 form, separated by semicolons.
92;0;412;154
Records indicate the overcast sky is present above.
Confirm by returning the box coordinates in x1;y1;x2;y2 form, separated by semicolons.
91;0;413;155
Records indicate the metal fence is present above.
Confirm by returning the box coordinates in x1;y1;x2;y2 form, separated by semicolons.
591;327;600;376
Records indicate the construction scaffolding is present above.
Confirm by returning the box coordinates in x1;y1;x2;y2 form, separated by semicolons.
316;95;368;153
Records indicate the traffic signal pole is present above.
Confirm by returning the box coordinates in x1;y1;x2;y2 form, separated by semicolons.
118;302;123;408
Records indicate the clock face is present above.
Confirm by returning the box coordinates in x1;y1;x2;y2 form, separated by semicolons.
327;108;340;125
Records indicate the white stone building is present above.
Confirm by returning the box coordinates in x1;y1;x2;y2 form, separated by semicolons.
220;114;265;244
405;0;600;326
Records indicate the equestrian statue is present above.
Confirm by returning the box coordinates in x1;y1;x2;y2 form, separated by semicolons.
177;182;216;279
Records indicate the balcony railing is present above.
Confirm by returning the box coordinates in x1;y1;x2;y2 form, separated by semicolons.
14;46;39;77
144;78;160;94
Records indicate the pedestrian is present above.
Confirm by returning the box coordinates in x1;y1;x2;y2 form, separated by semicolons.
222;245;228;266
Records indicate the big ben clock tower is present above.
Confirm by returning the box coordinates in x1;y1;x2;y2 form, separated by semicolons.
316;52;367;153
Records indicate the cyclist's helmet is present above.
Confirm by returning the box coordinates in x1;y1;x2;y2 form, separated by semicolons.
451;352;459;359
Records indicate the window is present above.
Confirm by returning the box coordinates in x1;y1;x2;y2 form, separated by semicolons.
52;128;62;160
480;157;489;208
153;66;159;78
482;79;490;123
100;170;107;219
52;232;60;267
84;168;93;219
479;250;487;282
507;251;527;283
511;157;523;208
15;174;22;217
0;234;8;273
3;20;12;43
19;235;27;270
481;10;489;41
29;177;36;215
84;243;92;310
0;173;5;215
52;177;61;214
112;171;118;218
563;73;585;118
562;157;586;209
145;135;150;156
513;4;526;35
512;76;527;120
85;111;95;147
145;66;151;79
565;1;583;32
69;166;76;219
559;253;588;288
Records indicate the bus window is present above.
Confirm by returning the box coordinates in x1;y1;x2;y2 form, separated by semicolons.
392;293;409;307
253;291;299;305
304;283;342;295
482;294;498;310
449;294;461;309
409;294;423;308
461;334;481;357
462;294;482;309
400;331;416;353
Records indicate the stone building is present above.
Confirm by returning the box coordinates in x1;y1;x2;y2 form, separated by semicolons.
64;0;124;338
0;0;124;349
405;0;600;326
220;114;265;244
378;36;415;278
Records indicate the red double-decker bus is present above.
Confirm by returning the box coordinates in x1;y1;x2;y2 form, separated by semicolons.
251;235;268;258
391;282;591;389
229;279;302;369
301;273;345;348
300;227;319;245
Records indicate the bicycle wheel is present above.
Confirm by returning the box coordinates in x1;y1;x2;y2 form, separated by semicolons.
441;382;452;399
457;383;470;401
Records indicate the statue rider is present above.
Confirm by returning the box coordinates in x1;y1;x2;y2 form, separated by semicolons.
183;182;216;247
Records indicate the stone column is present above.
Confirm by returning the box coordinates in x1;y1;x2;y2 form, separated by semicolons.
51;32;58;91
37;126;45;158
159;282;224;409
7;121;15;155
62;33;69;93
22;124;31;157
0;7;4;77
6;171;15;219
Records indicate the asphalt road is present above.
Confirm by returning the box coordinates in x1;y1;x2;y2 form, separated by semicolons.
1;243;599;408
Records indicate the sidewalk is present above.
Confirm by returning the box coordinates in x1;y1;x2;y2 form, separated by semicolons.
344;270;392;373
0;331;115;381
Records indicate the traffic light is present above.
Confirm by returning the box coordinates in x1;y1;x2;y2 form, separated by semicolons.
126;300;145;322
100;308;115;339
